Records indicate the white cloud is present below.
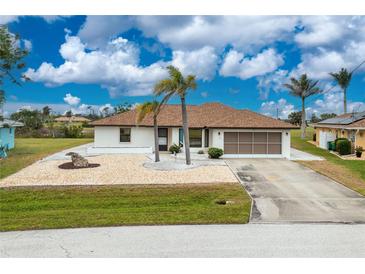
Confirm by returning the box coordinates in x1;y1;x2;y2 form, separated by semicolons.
200;91;208;98
78;16;297;52
309;90;365;115
26;35;168;97
260;98;296;119
59;35;86;61
257;69;289;100
294;16;347;48
0;16;19;24
78;16;134;49
23;39;32;51
292;41;365;80
0;16;68;24
171;46;218;81
63;93;80;106
291;16;365;80
220;48;284;80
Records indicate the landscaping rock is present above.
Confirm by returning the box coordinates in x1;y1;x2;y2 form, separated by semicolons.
66;152;89;167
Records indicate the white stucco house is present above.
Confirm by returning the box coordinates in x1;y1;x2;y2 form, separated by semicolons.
89;103;296;159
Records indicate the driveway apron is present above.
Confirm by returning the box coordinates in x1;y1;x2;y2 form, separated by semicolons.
226;159;365;223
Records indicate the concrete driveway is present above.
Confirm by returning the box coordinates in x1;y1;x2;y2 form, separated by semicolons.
226;159;365;223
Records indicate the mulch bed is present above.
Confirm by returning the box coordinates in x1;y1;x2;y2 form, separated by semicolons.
58;162;101;169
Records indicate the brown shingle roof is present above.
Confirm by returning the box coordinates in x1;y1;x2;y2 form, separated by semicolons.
90;102;296;129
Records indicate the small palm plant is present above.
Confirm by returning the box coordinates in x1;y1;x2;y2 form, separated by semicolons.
136;96;171;162
329;68;352;114
284;74;322;139
154;66;197;165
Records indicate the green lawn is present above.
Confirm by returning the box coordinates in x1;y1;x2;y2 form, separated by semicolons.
291;128;365;195
0;183;251;231
0;138;92;179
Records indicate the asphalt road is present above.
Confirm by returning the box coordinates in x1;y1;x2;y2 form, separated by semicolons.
1;224;365;257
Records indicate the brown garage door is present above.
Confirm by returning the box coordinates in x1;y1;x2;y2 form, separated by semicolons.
224;132;282;154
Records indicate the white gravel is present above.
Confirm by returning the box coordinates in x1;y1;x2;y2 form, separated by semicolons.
0;154;237;187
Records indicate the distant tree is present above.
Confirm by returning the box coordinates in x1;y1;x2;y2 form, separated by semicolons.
102;106;110;117
42;106;51;116
0;25;29;118
320;113;337;121
288;111;302;126
65;110;72;117
87;105;93;115
284;74;322;139
10;109;43;132
310;113;320;123
114;102;132;114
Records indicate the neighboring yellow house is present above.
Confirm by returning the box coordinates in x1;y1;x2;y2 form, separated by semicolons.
314;111;365;151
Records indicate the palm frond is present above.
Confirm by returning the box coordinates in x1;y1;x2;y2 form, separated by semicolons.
136;102;154;124
185;75;197;90
154;79;175;95
166;65;183;83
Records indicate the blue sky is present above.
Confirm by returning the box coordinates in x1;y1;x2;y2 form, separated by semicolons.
1;15;365;118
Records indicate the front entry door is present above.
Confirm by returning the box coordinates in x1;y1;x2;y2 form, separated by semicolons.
158;128;168;151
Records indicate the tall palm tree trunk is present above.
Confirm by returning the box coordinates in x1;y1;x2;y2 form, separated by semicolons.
153;116;160;162
180;96;191;165
343;88;347;114
301;97;306;139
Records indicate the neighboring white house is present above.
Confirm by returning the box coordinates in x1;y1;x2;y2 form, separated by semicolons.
89;103;296;159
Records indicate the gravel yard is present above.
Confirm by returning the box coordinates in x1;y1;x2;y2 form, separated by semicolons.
0;155;237;187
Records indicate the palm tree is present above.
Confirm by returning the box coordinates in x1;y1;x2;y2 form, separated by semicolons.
154;66;197;165
136;97;172;162
329;68;352;114
284;74;322;139
42;106;51;116
0;90;5;120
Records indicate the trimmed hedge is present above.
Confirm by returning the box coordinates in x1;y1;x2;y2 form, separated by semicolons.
208;147;224;159
336;139;351;155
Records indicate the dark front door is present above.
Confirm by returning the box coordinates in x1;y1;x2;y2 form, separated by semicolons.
158;128;168;151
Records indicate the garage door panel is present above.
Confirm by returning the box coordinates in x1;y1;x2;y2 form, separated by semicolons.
254;132;267;142
224;144;238;154
239;144;252;154
268;144;281;154
239;132;252;142
224;132;238;142
268;132;282;143
253;144;267;154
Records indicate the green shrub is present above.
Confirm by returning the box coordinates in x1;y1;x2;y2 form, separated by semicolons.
169;143;181;154
208;147;223;159
197;150;204;154
62;125;83;138
336;139;351;155
334;138;348;148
